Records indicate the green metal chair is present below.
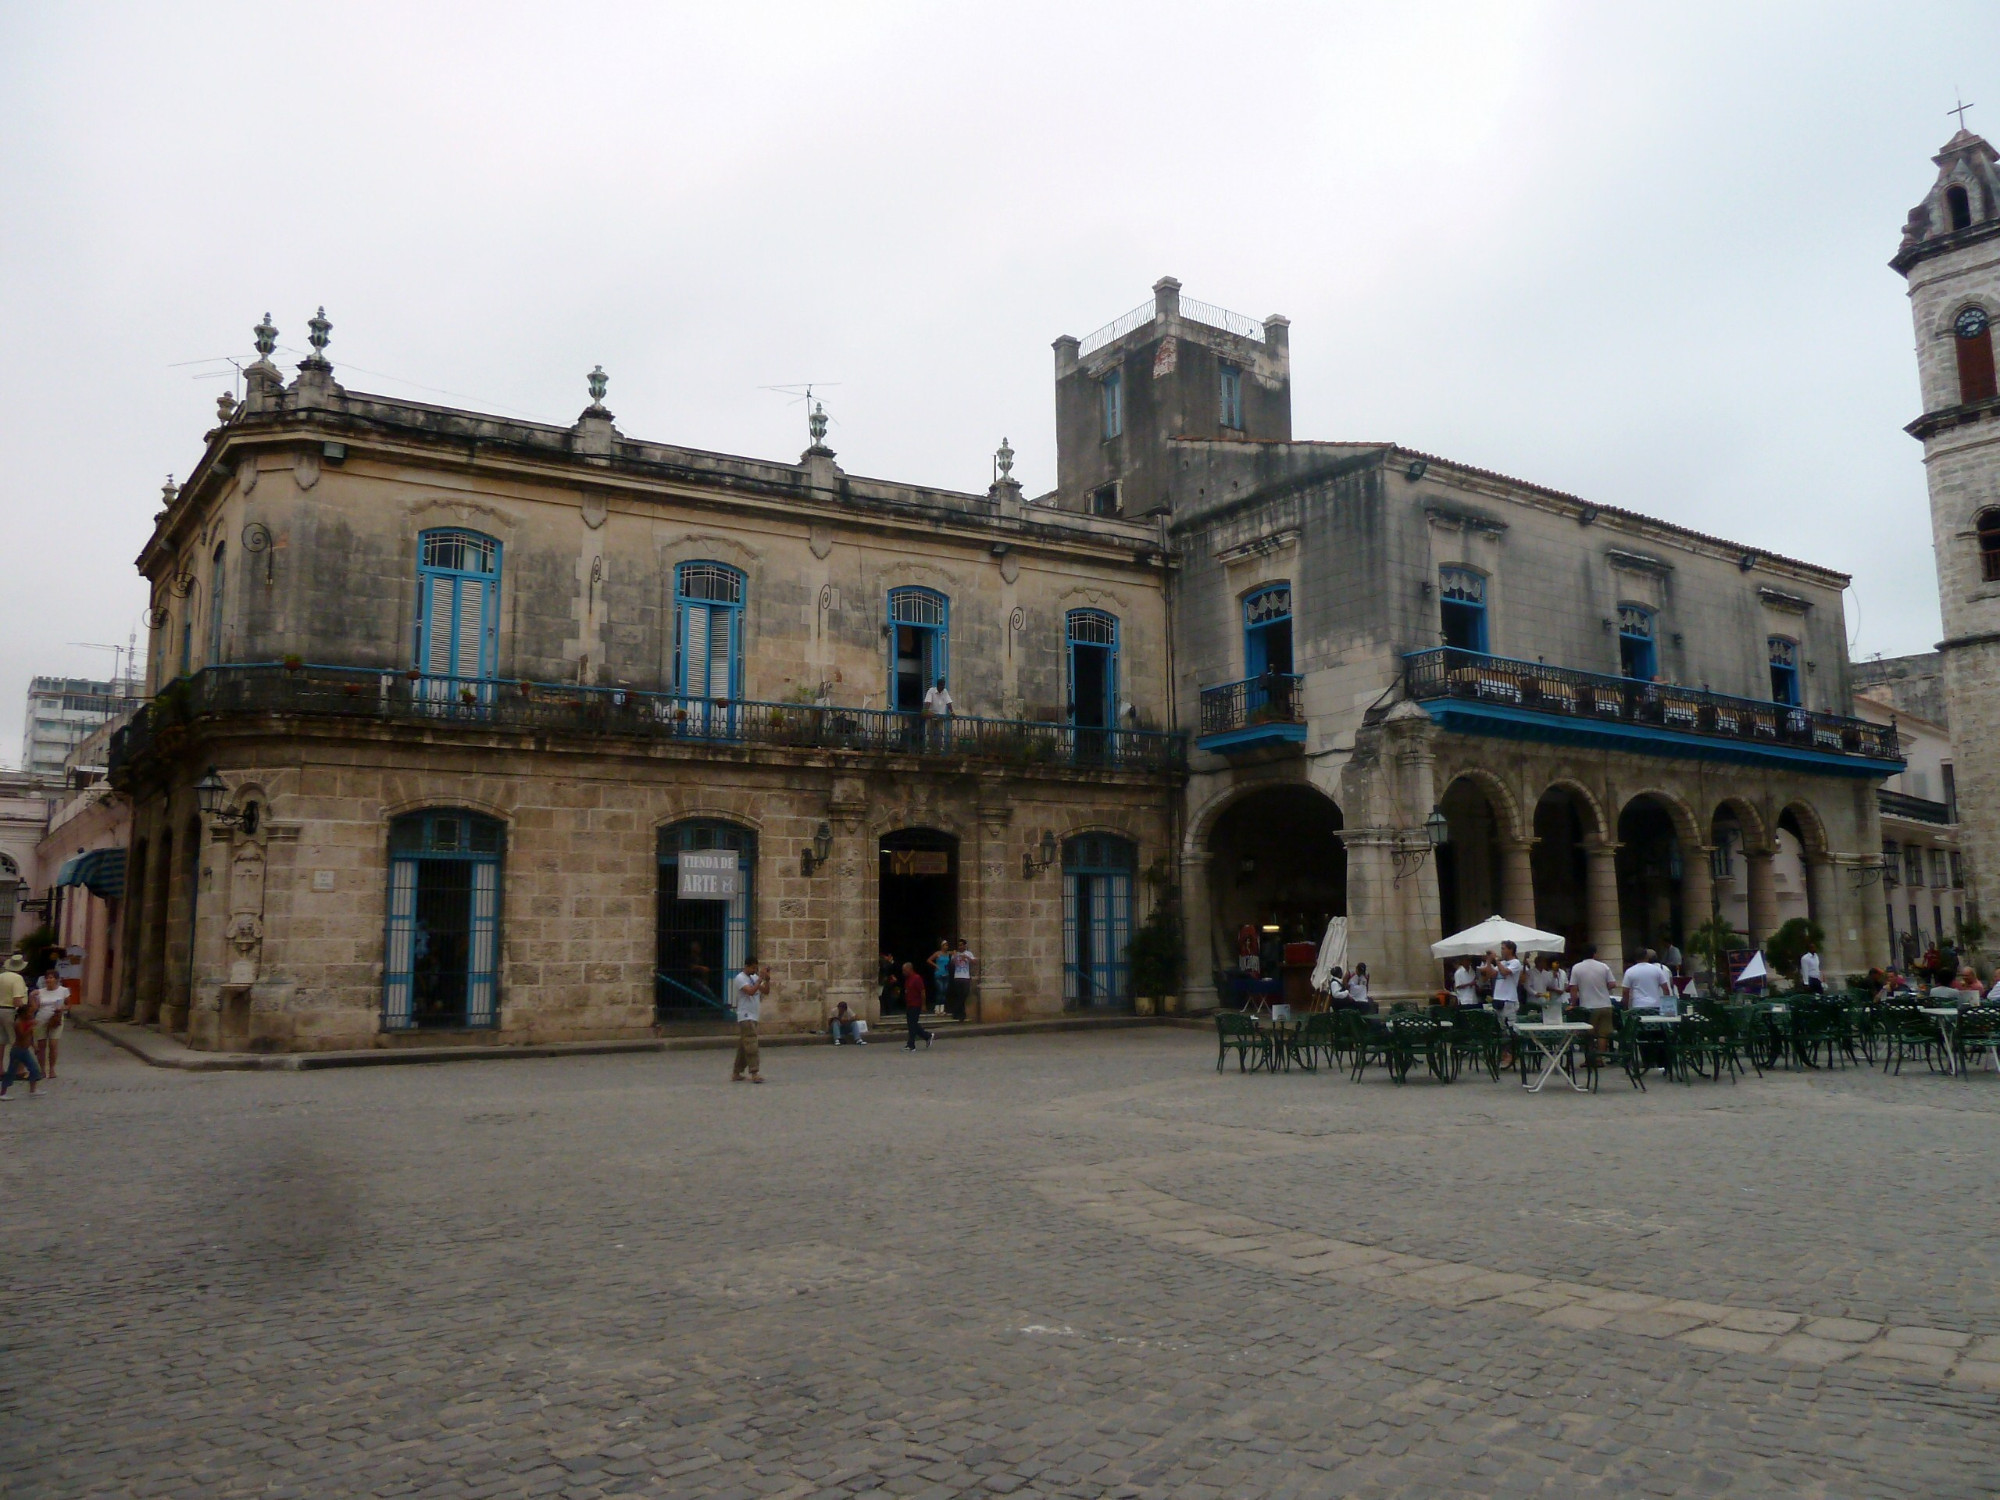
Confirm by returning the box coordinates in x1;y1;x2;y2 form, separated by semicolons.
1215;1011;1271;1073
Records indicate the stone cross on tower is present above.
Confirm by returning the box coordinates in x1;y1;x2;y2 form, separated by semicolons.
1952;95;1977;132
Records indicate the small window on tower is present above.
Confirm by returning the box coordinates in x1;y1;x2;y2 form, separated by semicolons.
1219;362;1244;430
1101;370;1123;440
1948;184;1974;232
1955;306;1997;404
1977;508;2000;582
1090;483;1122;517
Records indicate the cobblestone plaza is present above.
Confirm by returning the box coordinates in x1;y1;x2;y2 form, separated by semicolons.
8;1029;2000;1497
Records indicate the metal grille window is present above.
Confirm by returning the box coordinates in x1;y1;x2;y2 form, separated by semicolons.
1067;609;1120;741
1883;840;1900;887
1952;850;1965;888
1063;835;1136;1009
657;820;756;1020
1905;845;1926;888
383;810;504;1031
422;531;498;574
1932;848;1950;889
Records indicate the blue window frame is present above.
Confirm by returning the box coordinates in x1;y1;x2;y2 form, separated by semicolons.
889;587;949;713
674;562;745;700
1102;370;1123;439
1066;609;1120;730
414;529;500;696
383;810;504;1031
1219;362;1243;429
1064;835;1136;1009
656;819;756;1021
208;543;227;665
1618;604;1657;681
1243;584;1293;678
1439;567;1487;653
1768;636;1800;706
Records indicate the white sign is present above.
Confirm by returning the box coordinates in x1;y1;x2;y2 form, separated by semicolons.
312;870;336;892
678;851;740;900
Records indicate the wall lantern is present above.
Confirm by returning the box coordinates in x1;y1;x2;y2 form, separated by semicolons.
801;821;834;876
1394;807;1450;885
1023;829;1060;879
195;766;257;833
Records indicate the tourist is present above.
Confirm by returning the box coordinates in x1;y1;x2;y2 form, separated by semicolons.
1491;941;1524;1066
32;969;68;1081
1661;935;1683;976
1321;966;1349;1005
829;999;865;1045
1451;958;1479;1007
0;995;38;1099
1799;942;1824;995
949;938;976;1018
929;939;953;1015
1622;948;1674;1016
1953;966;1982;1000
1920;943;1943;987
901;961;934;1051
1570;943;1616;1058
1347;963;1371;1010
730;956;765;1083
0;957;25;1042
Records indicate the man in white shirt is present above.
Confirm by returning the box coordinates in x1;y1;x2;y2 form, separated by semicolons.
731;958;766;1084
1798;946;1823;995
1491;942;1524;1021
949;939;977;1017
1451;961;1479;1007
1622;948;1674;1016
1570;943;1616;1058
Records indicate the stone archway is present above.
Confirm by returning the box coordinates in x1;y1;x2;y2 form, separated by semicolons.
1531;784;1598;958
1204;785;1345;999
1616;793;1693;964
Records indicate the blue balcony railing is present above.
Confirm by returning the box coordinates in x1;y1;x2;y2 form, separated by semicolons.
109;664;1185;776
1197;673;1306;747
1403;648;1901;767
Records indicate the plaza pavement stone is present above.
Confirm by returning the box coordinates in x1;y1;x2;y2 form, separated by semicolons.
4;1029;2000;1496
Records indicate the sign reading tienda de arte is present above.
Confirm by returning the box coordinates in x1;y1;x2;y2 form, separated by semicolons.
677;850;740;899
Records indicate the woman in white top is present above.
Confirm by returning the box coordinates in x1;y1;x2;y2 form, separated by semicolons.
1347;963;1371;1011
1451;962;1479;1006
33;970;70;1081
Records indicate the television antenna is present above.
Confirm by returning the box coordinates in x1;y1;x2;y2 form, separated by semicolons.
761;382;842;448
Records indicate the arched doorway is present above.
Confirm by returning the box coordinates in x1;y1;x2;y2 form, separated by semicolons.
1531;786;1593;957
1438;776;1505;936
657;819;757;1022
1206;785;1344;991
880;829;959;1012
1616;796;1685;963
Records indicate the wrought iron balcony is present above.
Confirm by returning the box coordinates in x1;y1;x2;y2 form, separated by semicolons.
108;664;1185;778
1403;648;1902;774
1878;788;1953;825
1196;673;1305;752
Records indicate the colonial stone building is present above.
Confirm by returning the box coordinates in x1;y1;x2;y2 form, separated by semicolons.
1894;127;2000;952
1055;279;1899;1005
111;282;1903;1049
111;319;1179;1050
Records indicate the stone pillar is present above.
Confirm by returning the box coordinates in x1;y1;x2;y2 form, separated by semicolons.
1745;848;1779;948
1680;846;1713;943
1500;839;1536;927
1586;843;1624;975
1858;858;1891;971
973;788;1015;1023
825;778;873;1022
1179;845;1216;1012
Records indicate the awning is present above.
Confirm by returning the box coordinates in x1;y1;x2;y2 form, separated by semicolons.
55;848;127;901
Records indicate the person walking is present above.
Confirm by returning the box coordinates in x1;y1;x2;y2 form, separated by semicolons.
1491;941;1524;1067
1798;942;1824;995
1570;943;1617;1060
31;970;68;1081
0;995;39;1099
0;957;26;1040
731;956;766;1083
901;961;934;1051
948;938;976;1019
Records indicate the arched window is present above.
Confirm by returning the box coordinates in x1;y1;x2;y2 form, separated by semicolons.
1243;584;1292;676
674;561;745;701
208;542;227;665
1955;306;1997;404
1063;834;1136;1009
1066;609;1119;734
1977;508;2000;583
1618;605;1656;681
1768;636;1800;707
414;529;500;690
656;820;756;1021
888;587;949;713
384;810;504;1031
1438;567;1487;654
1949;184;1973;232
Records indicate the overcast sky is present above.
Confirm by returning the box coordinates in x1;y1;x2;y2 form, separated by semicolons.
0;2;1989;764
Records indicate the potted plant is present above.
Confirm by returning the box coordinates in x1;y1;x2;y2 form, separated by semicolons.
282;654;305;672
1128;903;1183;1015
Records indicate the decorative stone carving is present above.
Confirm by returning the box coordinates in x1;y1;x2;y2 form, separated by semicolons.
294;450;321;491
581;490;608;530
809;523;834;560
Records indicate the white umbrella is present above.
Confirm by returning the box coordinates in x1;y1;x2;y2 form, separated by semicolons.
1310;917;1349;993
1430;914;1566;960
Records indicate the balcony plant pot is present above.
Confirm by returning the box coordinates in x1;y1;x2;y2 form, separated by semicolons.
282;655;305;672
342;683;364;697
1133;994;1157;1017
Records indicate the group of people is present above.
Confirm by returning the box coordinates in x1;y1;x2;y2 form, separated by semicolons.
0;956;68;1098
1446;940;1689;1061
727;939;980;1083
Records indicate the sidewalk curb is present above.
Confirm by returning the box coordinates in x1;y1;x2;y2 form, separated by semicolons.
77;1013;1209;1073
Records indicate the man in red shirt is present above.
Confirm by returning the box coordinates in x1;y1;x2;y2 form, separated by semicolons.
901;961;934;1052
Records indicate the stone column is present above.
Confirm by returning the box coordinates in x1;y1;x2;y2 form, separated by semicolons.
1500;840;1536;927
973;786;1014;1023
1586;843;1624;975
1805;855;1847;972
1179;845;1216;1013
824;778;873;1022
1858;858;1891;971
1745;848;1779;948
1680;846;1713;942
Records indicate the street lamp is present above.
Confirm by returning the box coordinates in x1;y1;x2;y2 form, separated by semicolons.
800;821;834;876
1023;829;1060;879
1395;807;1450;885
195;767;257;833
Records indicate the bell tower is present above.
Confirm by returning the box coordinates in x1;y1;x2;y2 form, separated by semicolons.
1894;125;2000;925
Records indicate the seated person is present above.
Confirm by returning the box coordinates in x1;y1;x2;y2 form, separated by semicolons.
829;1000;866;1045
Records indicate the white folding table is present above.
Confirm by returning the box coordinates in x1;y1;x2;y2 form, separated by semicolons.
1513;1020;1592;1094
